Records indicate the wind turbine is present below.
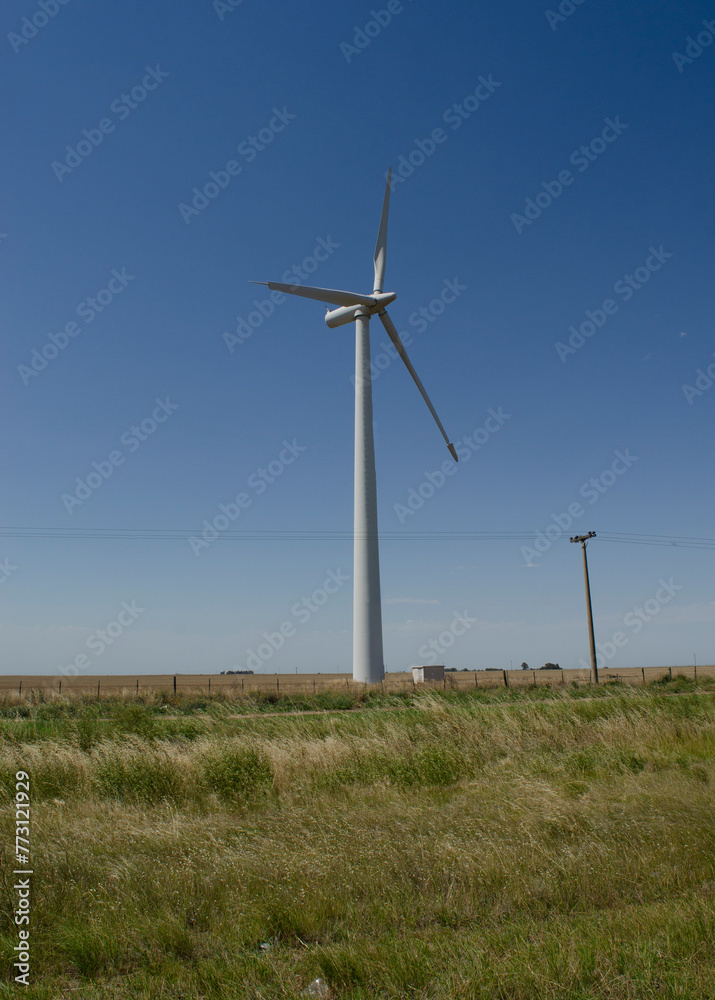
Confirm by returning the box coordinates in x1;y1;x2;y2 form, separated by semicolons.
255;169;458;683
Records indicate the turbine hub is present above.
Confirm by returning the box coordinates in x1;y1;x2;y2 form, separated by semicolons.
325;292;396;329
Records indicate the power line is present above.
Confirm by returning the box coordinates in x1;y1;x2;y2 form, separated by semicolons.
597;532;715;550
0;526;714;547
0;526;536;542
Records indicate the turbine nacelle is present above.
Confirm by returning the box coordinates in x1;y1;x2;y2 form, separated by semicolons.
325;292;396;328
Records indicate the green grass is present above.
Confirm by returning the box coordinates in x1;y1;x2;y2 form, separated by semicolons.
0;680;713;997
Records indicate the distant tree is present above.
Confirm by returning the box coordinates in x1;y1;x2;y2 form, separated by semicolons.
540;662;561;670
521;662;529;670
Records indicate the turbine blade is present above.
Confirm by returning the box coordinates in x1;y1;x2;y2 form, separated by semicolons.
378;309;458;462
373;169;391;293
252;281;375;308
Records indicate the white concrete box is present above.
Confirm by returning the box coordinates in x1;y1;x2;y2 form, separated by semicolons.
411;665;445;683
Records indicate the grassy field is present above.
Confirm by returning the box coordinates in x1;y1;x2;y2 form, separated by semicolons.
0;677;714;998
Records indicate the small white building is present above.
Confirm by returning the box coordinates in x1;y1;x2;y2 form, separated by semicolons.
411;665;445;683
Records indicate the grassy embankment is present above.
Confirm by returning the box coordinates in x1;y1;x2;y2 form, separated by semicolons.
0;677;714;999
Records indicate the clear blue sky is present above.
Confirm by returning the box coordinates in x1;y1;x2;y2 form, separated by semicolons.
2;0;714;676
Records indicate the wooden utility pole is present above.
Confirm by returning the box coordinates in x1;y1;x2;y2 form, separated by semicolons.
570;532;599;685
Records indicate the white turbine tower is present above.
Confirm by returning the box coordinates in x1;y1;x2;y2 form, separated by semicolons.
255;169;458;684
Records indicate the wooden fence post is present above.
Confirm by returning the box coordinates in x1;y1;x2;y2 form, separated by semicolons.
694;664;697;681
474;671;478;688
642;667;646;685
19;680;22;696
136;678;139;694
313;679;316;694
97;680;101;699
276;677;280;694
532;670;536;685
208;678;211;696
173;675;177;695
58;680;62;694
503;670;509;688
669;667;672;680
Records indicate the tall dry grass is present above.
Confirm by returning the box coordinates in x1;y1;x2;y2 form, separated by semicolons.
0;681;713;998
